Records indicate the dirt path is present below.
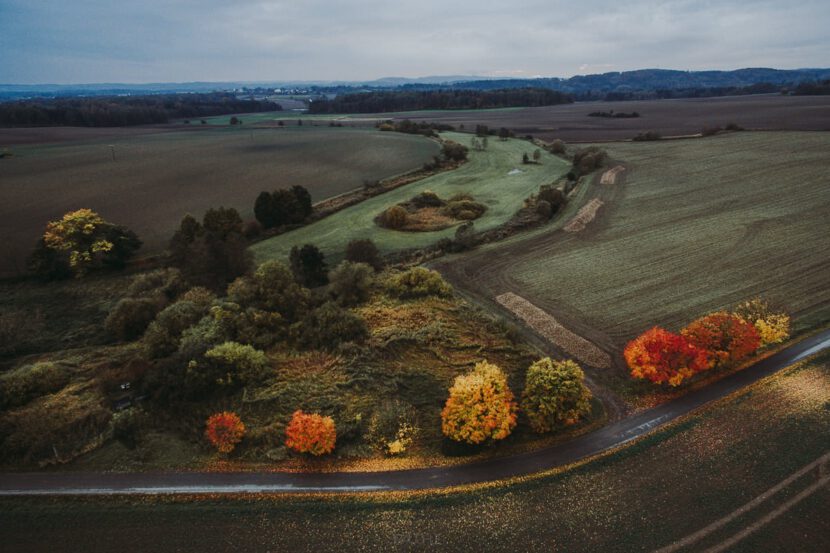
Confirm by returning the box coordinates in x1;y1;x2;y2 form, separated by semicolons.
1;329;827;496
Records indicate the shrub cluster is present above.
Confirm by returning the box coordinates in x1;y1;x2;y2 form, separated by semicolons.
625;298;788;386
572;146;607;175
254;185;313;229
0;362;71;410
385;267;452;299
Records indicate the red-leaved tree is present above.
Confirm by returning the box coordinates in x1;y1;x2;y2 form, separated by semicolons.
681;311;760;368
284;410;336;456
205;411;246;453
624;327;710;386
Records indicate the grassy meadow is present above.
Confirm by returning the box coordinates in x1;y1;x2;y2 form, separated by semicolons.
251;132;570;264
0;126;439;275
441;132;830;356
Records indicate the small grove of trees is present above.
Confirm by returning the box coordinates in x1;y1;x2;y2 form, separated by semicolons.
205;411;246;453
441;361;518;444
167;207;252;291
29;208;141;279
625;299;788;386
254;185;313;229
377;119;455;136
521;358;592;434
284;410;337;455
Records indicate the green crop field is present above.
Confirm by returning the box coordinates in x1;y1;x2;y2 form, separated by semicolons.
437;132;830;354
0;126;438;275
252;132;570;263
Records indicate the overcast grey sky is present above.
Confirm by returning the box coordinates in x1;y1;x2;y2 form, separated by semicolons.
1;0;828;84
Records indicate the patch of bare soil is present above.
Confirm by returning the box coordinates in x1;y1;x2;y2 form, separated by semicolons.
564;198;604;232
600;165;625;185
495;292;612;368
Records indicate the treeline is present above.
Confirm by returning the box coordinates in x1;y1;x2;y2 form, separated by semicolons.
308;88;573;114
0;93;279;127
792;80;830;95
588;110;640;118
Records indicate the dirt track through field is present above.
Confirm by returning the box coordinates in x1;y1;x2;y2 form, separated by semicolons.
496;292;612;368
600;165;625;184
564;198;604;232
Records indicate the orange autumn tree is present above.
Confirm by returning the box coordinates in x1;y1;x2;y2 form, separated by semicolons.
681;311;760;368
624;327;710;386
284;410;337;456
205;411;246;453
441;361;518;444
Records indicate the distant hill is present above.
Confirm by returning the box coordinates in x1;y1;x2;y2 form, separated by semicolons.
3;68;829;102
401;68;830;98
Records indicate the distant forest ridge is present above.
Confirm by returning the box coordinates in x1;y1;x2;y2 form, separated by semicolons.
308;88;572;114
0;93;279;127
3;67;829;102
405;67;830;91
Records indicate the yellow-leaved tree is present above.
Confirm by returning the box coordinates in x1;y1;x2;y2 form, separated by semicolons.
31;208;141;278
733;298;790;347
441;361;517;444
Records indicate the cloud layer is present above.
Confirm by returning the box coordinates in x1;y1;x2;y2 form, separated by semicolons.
2;0;828;83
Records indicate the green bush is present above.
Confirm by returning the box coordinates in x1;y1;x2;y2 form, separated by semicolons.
143;300;206;358
345;239;384;272
386;267;452;299
549;139;566;154
442;199;487;220
179;286;217;308
127;268;185;300
538;185;566;210
204;341;270;385
105;297;162;341
229;261;311;322
411;190;445;208
0;309;45;357
295;302;368;350
0;362;71;410
521;358;592;434
380;205;408;229
109;407;146;448
329;261;374;307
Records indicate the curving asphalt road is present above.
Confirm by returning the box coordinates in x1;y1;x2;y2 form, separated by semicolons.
1;329;828;496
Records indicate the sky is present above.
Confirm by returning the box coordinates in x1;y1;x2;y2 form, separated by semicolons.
1;0;829;84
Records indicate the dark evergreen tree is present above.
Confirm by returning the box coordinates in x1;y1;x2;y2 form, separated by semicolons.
289;244;329;288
